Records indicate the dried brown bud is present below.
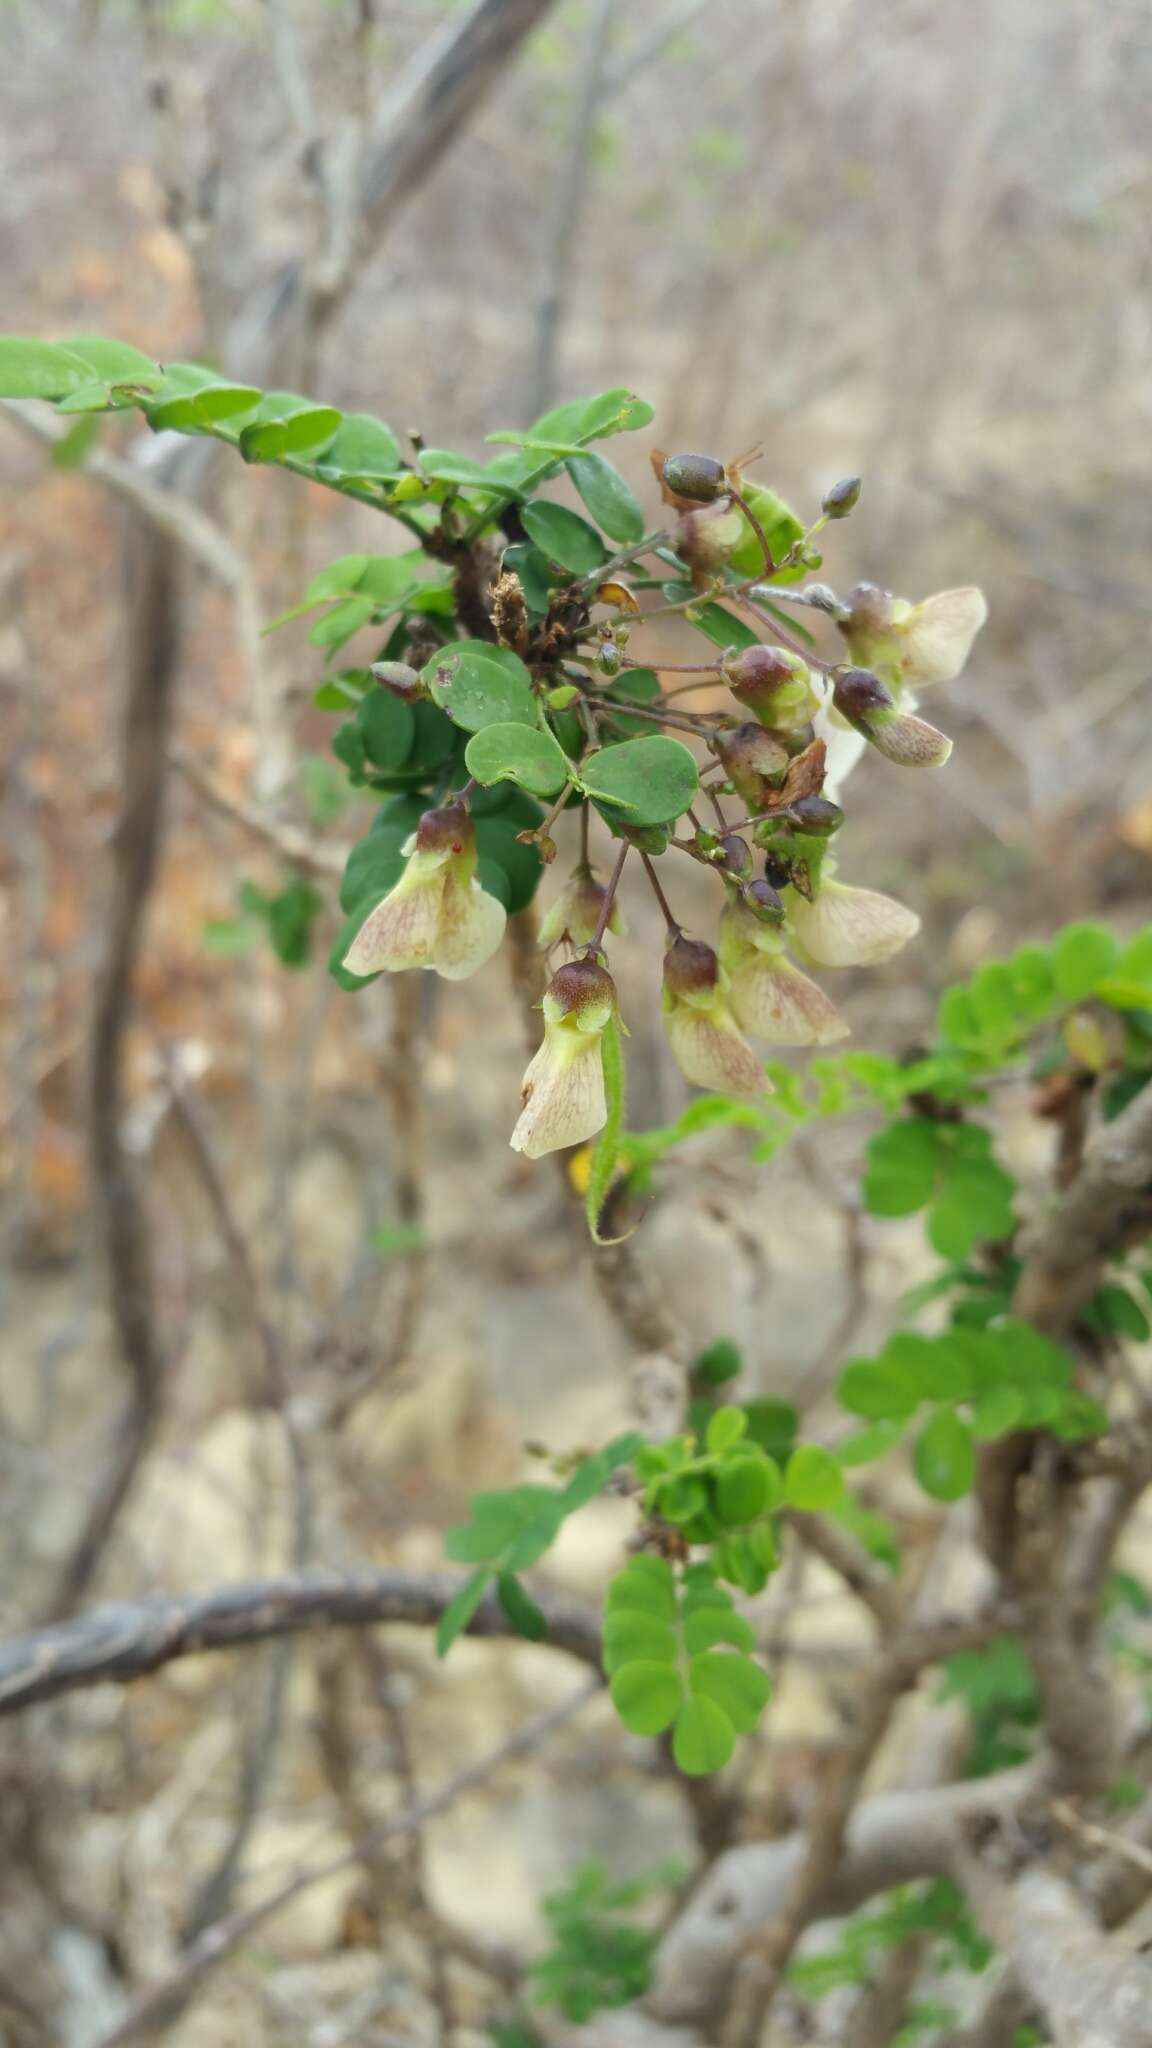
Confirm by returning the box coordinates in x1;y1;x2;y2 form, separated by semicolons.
714;722;790;807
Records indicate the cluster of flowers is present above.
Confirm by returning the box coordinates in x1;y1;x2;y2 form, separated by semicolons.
342;552;986;1164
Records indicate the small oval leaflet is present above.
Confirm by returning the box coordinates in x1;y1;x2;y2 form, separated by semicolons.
581;735;700;827
465;723;570;799
425;642;538;732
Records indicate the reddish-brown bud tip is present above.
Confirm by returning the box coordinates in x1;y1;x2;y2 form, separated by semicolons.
663;934;720;999
832;666;894;724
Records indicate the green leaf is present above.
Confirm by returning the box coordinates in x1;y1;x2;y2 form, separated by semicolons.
497;1573;547;1642
783;1445;845;1511
426;641;538;731
566;451;646;543
838;1358;921;1424
582;735;699;827
474;809;546;913
528;389;655;447
694;1338;743;1386
358;687;416;772
240;398;341;462
1052;921;1118;1000
728;484;806;579
596;669;663;740
0;336;94;398
970;1387;1026;1439
928;1155;1016;1260
673;1695;735;1775
317;411;402;479
148;381;262;431
863;1121;940;1216
706;1406;748;1453
436;1567;493;1657
585;1011;626;1241
50;413;102;468
61;337;166;390
561;1432;645;1510
605;1557;677;1621
465;722;570;798
660;583;761;651
602;1614;678;1673
914;1411;975;1501
310;594;376;650
1086;1283;1151;1342
683;1607;756;1655
610;1662;683;1736
54;380;118;414
521;500;607;576
688;1652;771;1734
715;1457;777;1525
419;448;527;498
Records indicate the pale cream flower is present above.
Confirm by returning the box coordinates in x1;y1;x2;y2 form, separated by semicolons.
787;877;920;969
661;935;770;1099
840;583;987;694
720;899;849;1047
342;799;505;980
509;957;617;1159
537;865;627;950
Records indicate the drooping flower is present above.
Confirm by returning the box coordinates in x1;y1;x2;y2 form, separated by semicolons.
537;865;627;951
719;899;849;1047
839;582;987;694
342;798;506;981
509;957;618;1159
786;876;920;968
831;668;952;769
661;934;770;1099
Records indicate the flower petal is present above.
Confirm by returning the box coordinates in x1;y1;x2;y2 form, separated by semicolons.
509;1025;607;1158
664;1000;770;1098
729;952;849;1046
342;868;446;975
789;880;920;968
900;586;987;688
434;876;507;980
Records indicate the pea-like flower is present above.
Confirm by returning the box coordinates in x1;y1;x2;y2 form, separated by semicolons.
720;899;849;1047
537;864;627;950
839;582;987;694
832;668;953;769
510;957;618;1159
786;875;920;968
342;798;506;981
661;934;770;1099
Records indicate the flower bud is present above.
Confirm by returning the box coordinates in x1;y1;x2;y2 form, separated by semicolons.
721;644;817;731
831;667;951;765
741;878;786;925
714;834;753;879
714;723;790;808
662;452;727;504
596;638;622;677
789;796;843;837
677;502;744;587
370;660;425;701
822;476;862;519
